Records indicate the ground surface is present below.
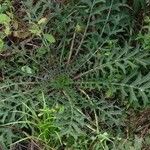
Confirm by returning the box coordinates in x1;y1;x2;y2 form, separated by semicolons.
0;0;150;149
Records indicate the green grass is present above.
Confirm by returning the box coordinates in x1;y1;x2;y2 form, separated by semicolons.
0;0;150;149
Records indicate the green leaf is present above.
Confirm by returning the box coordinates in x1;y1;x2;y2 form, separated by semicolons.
4;25;11;35
44;34;56;44
29;23;41;36
0;14;11;25
37;47;47;55
21;66;33;74
0;39;4;51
